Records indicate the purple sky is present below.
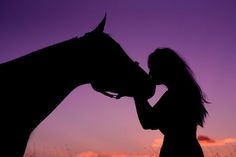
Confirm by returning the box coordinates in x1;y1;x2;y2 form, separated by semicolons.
1;0;236;156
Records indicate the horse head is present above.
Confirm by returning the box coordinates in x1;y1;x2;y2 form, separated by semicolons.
78;15;155;99
0;14;156;157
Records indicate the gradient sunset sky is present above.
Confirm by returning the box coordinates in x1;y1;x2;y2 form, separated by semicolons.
1;0;236;157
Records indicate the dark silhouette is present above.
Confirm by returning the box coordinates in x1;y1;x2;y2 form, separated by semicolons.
133;48;208;157
0;15;155;157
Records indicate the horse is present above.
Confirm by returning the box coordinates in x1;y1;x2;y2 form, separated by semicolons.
0;15;155;157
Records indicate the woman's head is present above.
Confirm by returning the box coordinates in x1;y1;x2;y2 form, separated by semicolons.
148;48;190;86
148;48;208;127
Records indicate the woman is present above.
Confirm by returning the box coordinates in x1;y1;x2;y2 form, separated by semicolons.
133;48;208;157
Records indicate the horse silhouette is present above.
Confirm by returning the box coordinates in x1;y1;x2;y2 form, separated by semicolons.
0;15;155;157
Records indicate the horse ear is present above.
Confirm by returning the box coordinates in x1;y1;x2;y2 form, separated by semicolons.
92;14;106;33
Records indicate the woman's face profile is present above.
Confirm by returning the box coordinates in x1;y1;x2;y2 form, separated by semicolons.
149;59;168;85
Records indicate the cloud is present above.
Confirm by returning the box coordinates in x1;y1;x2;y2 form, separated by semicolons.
197;135;215;143
198;135;236;147
74;152;154;157
151;135;236;148
151;138;163;149
75;151;99;157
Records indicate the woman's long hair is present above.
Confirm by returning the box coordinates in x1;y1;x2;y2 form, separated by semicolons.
148;48;209;127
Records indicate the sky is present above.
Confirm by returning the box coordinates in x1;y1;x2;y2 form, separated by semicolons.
1;0;236;157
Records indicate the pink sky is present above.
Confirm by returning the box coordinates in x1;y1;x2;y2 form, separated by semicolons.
1;0;236;157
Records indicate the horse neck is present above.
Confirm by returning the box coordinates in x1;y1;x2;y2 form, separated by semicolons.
2;37;91;89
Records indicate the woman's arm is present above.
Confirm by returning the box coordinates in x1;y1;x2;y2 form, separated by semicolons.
133;96;159;130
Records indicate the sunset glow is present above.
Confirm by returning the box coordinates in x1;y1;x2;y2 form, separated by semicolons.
1;0;236;157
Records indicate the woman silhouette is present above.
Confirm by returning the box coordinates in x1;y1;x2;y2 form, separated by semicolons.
133;48;208;157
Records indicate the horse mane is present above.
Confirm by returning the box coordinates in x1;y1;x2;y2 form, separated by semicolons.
1;37;79;67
